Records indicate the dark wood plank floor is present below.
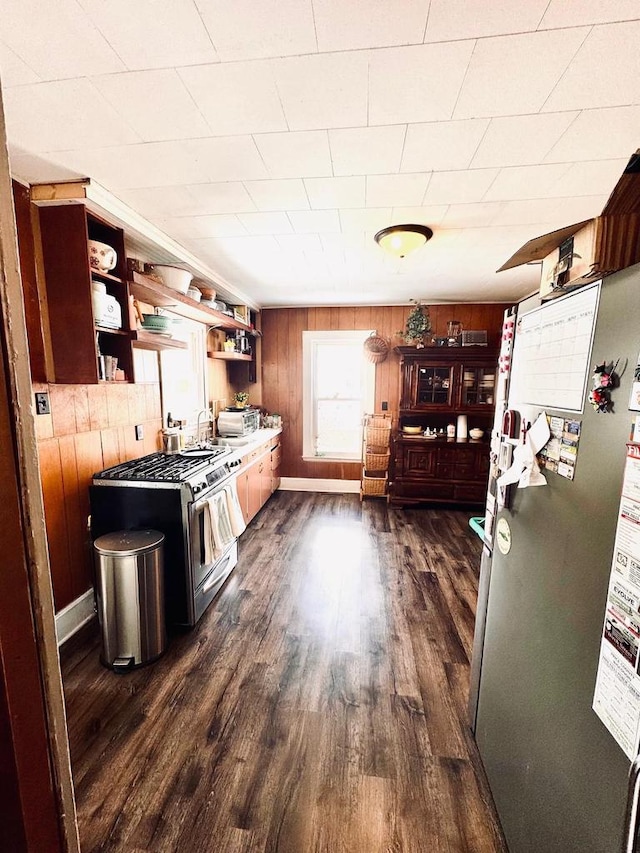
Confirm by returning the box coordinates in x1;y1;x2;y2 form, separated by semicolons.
61;492;507;853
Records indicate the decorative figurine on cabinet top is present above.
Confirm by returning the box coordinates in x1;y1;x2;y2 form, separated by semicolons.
399;302;432;347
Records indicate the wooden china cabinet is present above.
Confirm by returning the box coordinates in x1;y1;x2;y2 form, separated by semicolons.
391;346;499;506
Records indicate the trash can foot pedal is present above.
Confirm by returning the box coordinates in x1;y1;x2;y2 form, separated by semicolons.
113;656;135;673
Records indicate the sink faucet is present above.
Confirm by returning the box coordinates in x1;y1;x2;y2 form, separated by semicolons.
196;408;212;446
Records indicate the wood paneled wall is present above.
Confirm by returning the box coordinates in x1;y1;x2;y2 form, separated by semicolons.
34;381;162;612
261;304;509;481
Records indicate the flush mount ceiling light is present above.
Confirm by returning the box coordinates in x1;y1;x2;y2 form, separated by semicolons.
374;224;434;259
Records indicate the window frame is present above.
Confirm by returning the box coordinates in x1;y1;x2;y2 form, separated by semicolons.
158;315;208;429
302;329;375;462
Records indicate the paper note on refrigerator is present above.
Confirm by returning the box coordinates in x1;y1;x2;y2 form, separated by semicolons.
593;444;640;759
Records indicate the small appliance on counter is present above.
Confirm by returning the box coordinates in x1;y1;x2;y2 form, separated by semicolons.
217;407;260;437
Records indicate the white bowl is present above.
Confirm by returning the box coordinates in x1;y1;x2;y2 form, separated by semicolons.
151;264;193;294
88;239;117;273
186;286;202;302
470;428;484;440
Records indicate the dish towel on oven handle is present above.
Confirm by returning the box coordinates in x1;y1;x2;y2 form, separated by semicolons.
203;491;235;564
225;480;246;537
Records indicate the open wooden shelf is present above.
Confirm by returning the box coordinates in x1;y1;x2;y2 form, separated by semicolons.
91;270;124;285
129;271;251;331
132;330;188;351
208;350;252;362
95;326;129;336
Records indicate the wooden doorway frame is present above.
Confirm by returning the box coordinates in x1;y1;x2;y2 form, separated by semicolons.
0;85;79;851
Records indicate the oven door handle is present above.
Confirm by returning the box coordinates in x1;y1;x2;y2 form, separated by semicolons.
192;476;236;513
202;552;232;593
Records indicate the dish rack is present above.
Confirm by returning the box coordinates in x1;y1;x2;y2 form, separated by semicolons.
360;413;392;501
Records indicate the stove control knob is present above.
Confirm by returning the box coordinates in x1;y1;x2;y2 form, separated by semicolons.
193;481;206;494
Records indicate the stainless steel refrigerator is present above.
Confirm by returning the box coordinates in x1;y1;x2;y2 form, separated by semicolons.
471;263;640;853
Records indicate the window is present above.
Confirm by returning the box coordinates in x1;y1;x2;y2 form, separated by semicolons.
159;317;207;427
302;330;375;461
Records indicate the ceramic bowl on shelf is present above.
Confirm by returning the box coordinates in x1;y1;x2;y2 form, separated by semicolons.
149;264;193;294
469;428;484;440
402;425;423;435
142;313;171;333
186;286;202;302
88;239;117;273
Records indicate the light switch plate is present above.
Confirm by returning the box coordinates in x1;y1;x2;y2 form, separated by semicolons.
35;392;50;415
135;424;144;441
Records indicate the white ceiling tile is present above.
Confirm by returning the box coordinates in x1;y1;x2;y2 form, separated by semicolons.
159;215;247;239
187;137;268;181
243;179;309;211
236;212;294;235
425;0;550;41
542;22;640;112
539;1;640;28
454;28;590;119
254;131;332;179
1;0;124;80
314;0;429;51
8;147;82;184
3;80;140;152
195;0;317;61
391;205;449;225
273;52;368;131
178;61;286;136
340;208;393;233
470;112;579;169
366;173;430;207
79;0;218;70
329;126;406;176
304;177;366;209
275;234;323;253
401;119;489;172
441;202;505;228
423;169;500;204
369;42;475;125
288;210;341;234
54;141;211;189
116;186;208;218
185;183;257;214
483;163;572;201
117;183;256;218
193;234;282;261
91;70;211;142
545;106;640;163
491;196;608;227
553;159;629;198
0;42;40;86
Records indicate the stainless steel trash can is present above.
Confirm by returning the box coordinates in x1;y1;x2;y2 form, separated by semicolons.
94;529;166;672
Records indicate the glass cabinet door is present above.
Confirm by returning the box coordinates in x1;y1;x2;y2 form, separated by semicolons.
415;364;454;407
461;365;496;407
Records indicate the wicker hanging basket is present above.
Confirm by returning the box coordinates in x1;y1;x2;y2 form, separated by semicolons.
363;332;389;364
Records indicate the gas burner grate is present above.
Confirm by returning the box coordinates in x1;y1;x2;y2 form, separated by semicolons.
94;449;229;482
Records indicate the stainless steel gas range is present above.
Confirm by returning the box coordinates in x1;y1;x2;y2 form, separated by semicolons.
90;447;240;628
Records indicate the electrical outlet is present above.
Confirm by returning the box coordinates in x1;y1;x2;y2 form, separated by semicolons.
381;401;388;411
135;424;144;441
35;392;50;415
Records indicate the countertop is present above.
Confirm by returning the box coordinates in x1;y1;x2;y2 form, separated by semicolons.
219;428;282;464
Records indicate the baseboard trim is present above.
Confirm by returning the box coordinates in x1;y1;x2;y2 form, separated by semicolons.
280;477;360;493
55;589;95;647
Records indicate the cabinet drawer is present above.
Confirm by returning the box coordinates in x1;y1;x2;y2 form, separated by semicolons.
454;483;486;502
436;463;453;478
394;481;455;501
453;463;476;480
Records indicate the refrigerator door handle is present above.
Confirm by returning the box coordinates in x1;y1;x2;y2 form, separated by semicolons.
622;753;640;853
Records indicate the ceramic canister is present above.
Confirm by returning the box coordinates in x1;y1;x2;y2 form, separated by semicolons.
456;414;468;439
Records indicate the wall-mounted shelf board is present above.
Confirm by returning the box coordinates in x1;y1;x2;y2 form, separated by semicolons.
132;330;188;351
208;350;252;362
129;272;251;331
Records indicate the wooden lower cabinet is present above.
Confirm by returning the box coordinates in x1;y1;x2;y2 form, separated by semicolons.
237;437;282;524
270;442;281;492
390;437;489;506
